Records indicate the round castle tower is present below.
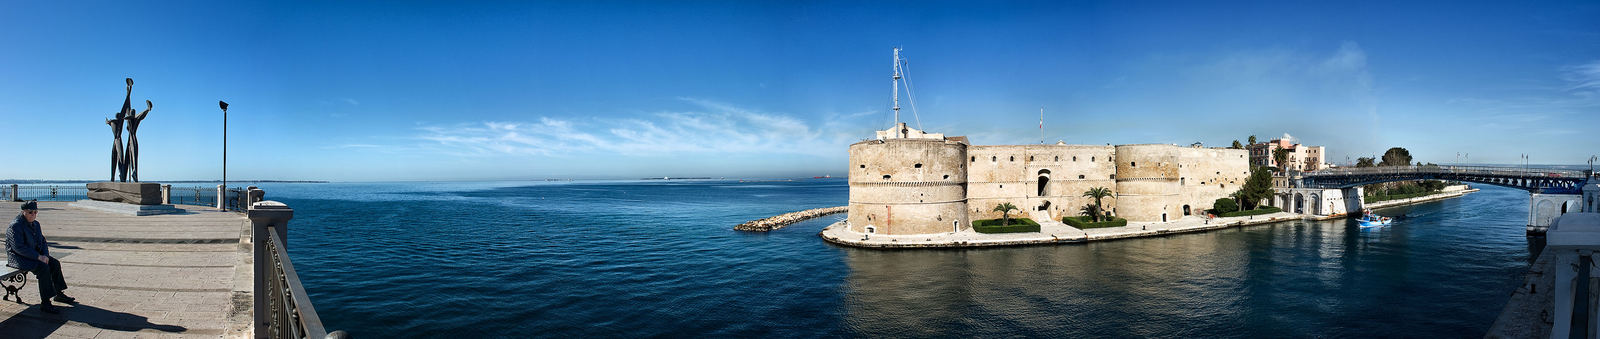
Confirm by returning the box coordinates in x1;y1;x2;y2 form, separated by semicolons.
1113;144;1182;222
847;123;969;235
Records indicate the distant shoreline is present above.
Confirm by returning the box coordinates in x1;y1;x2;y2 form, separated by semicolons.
0;180;330;184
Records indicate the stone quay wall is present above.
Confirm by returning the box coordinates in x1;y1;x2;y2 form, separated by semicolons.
736;206;848;232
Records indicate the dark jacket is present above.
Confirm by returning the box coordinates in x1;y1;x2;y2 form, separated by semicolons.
6;214;48;271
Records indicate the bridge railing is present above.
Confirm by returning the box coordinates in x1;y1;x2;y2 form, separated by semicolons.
1308;165;1588;179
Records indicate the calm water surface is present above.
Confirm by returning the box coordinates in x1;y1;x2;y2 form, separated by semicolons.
258;180;1538;337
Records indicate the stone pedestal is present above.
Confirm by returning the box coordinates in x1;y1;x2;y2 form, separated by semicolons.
87;182;163;205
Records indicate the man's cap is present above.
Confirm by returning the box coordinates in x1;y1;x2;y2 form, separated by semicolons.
20;201;37;210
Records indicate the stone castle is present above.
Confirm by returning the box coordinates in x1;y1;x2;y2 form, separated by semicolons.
847;122;1250;235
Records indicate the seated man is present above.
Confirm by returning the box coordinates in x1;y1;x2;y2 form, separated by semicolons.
7;201;75;314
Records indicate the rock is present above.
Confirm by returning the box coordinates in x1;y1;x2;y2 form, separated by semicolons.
87;182;162;205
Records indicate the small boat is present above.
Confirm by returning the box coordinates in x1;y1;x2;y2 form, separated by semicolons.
1358;209;1392;228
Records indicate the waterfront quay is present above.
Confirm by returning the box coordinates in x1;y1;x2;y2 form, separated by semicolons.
821;188;1478;248
0;201;250;337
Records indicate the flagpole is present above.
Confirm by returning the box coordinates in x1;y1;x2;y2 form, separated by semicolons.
1039;106;1045;144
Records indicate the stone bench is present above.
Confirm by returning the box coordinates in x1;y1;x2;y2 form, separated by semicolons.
1;252;72;304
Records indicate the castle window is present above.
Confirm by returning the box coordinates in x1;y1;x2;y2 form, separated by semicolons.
1091;156;1095;162
1079;175;1085;179
1110;174;1115;179
992;156;997;162
1221;184;1226;189
860;164;865;169
1029;156;1034;161
943;174;950;179
1010;156;1014;161
1055;156;1059;161
882;175;890;180
914;163;922;168
1131;162;1137;167
971;156;976;162
1073;156;1078;161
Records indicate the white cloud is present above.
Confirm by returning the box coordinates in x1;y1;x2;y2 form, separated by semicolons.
407;98;857;158
1564;60;1600;96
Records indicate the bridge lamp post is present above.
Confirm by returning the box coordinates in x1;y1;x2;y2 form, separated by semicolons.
1588;155;1597;178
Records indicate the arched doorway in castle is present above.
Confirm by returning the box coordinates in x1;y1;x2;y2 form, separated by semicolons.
1309;193;1321;215
1183;205;1191;216
1038;200;1051;211
1037;169;1051;196
1294;193;1305;214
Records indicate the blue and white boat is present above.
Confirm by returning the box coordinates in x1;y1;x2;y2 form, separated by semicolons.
1358;209;1392;228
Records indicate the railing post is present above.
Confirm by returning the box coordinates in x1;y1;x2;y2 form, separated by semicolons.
161;184;171;205
248;201;293;339
8;184;16;202
217;184;226;211
247;186;263;206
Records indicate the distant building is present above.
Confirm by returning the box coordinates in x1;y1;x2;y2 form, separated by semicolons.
1247;134;1326;172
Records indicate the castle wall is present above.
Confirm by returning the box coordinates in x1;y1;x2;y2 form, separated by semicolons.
1176;147;1251;216
847;138;969;235
1113;145;1181;222
845;128;1251;234
965;145;1116;222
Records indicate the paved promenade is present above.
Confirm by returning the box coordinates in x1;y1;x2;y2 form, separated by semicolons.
821;211;1303;248
0;201;252;338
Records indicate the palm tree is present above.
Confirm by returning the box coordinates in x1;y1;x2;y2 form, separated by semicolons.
1083;187;1113;222
993;202;1019;226
1079;204;1098;222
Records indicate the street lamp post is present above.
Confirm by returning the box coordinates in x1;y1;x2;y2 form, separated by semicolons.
219;101;228;211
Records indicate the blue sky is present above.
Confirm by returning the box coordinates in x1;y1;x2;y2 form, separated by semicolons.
2;1;1597;181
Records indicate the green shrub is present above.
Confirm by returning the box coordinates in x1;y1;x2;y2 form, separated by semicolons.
972;218;1040;233
1218;206;1282;217
1062;216;1128;229
1212;198;1238;215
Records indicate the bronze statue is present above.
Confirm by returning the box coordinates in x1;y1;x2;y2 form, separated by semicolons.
105;116;122;182
125;100;151;182
110;78;131;182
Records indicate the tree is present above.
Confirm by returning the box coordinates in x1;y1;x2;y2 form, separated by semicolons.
1380;147;1412;167
993;202;1019;226
1080;204;1098;221
1248;135;1257;145
1356;157;1376;168
1213;198;1238;214
1082;187;1113;222
1236;165;1275;210
1231;140;1243;149
1273;148;1291;172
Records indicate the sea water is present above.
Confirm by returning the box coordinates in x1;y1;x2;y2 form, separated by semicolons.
261;180;1536;337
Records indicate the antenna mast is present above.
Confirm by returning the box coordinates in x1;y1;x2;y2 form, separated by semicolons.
892;47;902;125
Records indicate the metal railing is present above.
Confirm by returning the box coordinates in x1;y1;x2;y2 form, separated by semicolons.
264;225;345;339
5;185;90;202
167;186;248;211
1309;165;1589;179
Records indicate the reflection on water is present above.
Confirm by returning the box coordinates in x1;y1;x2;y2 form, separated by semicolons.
842;185;1539;337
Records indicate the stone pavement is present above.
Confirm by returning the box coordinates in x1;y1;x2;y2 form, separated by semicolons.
0;201;253;338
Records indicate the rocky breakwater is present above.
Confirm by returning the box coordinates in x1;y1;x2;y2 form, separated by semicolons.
735;206;847;232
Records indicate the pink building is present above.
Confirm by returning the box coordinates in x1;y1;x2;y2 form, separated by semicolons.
1247;135;1325;172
